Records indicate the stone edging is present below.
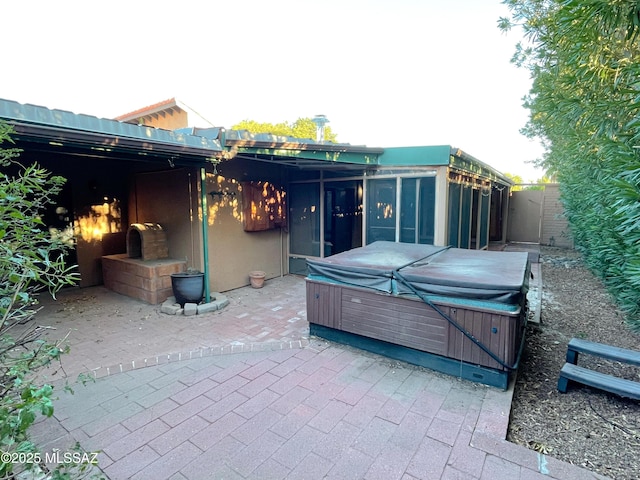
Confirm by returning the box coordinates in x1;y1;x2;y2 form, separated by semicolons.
160;293;230;316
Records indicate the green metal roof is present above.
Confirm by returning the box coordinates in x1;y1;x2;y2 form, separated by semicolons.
0;98;223;164
180;127;383;170
450;148;514;185
232;145;380;168
0;98;511;181
380;145;513;185
379;145;452;166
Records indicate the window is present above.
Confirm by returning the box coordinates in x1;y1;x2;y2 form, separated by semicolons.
448;183;461;247
400;178;417;243
289;183;320;257
366;179;396;243
367;176;435;245
418;178;435;244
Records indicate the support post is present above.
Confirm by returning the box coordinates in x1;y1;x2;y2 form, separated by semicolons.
200;167;211;303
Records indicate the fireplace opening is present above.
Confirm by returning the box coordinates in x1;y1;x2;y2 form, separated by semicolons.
128;229;142;258
126;223;169;261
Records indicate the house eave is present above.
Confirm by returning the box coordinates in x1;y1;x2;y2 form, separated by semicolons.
0;98;224;166
226;140;382;170
449;147;514;186
9;121;221;165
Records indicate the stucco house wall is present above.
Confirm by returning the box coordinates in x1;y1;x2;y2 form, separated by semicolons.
205;174;285;291
204;157;288;292
129;167;204;271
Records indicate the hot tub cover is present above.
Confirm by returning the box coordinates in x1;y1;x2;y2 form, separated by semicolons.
306;242;447;293
307;241;530;305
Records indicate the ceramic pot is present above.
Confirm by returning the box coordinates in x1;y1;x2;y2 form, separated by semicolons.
171;272;204;306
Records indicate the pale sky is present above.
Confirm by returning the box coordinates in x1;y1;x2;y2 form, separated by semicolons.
3;0;544;181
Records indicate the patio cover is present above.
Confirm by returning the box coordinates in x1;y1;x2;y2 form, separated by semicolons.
0;98;223;166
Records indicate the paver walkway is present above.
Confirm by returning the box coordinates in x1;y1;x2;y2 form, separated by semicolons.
24;274;606;479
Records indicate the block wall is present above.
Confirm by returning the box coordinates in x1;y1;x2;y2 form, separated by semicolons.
541;184;573;248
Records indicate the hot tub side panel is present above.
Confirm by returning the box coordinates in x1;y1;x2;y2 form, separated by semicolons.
446;306;521;371
340;286;449;357
306;280;343;329
307;279;449;358
306;279;523;372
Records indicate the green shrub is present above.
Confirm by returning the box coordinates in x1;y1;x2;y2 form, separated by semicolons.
502;0;640;328
0;121;86;477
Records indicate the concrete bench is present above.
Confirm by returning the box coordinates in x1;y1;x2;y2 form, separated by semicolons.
566;338;640;366
558;363;640;399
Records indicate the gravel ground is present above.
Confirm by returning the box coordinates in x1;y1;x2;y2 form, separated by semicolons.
508;246;640;480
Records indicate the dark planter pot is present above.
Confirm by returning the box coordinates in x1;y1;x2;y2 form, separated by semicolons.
170;272;204;307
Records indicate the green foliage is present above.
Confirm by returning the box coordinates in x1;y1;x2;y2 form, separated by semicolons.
504;172;524;183
232;117;338;143
525;175;555;191
502;0;640;327
503;172;552;190
0;121;84;477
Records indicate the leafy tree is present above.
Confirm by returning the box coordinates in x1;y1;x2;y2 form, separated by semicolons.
0;122;98;477
524;175;555;191
501;0;640;327
504;172;524;191
232;117;338;143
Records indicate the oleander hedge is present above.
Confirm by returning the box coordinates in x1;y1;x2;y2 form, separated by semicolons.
501;0;640;328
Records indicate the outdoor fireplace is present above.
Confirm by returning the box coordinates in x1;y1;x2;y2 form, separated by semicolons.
103;222;185;304
126;223;169;261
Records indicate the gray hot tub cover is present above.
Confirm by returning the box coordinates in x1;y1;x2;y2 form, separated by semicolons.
306;241;530;305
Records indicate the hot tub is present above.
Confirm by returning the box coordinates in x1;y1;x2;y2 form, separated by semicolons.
306;241;530;389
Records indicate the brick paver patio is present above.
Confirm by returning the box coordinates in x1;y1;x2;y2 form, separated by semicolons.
25;273;607;479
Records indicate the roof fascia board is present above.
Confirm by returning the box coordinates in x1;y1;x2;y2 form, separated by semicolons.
378;145;451;166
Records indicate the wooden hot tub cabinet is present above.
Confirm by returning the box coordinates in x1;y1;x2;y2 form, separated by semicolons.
306;242;529;389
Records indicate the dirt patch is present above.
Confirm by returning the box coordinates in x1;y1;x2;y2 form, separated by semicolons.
508;246;640;479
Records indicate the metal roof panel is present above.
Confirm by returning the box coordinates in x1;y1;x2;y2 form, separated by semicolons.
0;98;222;153
379;145;452;166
